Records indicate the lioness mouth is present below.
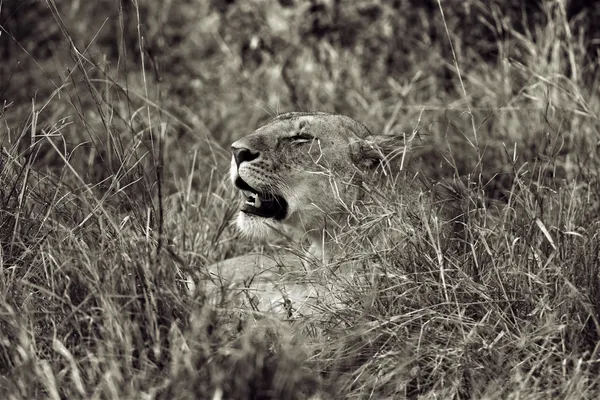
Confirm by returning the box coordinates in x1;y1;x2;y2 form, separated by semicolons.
234;177;287;220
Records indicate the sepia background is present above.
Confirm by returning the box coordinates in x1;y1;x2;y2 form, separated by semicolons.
1;1;600;398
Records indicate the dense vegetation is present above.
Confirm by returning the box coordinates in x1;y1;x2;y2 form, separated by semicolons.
1;0;600;398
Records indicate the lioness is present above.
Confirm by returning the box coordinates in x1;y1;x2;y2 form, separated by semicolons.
204;112;459;316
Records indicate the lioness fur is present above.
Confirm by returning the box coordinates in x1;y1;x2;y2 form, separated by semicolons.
203;112;461;316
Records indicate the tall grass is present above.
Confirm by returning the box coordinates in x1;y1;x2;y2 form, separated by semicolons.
1;0;600;398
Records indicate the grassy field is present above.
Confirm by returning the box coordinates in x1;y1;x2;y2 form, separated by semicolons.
1;0;600;398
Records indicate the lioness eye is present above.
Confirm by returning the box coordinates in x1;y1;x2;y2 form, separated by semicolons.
289;134;314;144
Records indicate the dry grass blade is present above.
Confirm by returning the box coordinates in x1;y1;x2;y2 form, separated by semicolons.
1;0;600;399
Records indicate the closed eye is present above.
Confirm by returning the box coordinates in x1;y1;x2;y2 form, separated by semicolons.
289;134;315;144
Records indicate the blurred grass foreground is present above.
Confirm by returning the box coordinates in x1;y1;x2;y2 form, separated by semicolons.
2;0;600;398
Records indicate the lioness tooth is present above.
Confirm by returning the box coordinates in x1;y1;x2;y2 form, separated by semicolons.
254;195;262;208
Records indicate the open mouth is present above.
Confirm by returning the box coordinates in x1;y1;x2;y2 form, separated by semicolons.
234;177;288;220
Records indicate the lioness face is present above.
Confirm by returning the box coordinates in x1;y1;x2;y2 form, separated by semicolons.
230;112;376;239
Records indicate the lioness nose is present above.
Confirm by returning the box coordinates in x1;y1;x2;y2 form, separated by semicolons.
232;146;260;167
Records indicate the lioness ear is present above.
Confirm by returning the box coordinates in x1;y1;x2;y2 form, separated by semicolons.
350;135;404;170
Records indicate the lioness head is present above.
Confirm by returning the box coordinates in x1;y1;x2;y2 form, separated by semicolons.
230;112;403;243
